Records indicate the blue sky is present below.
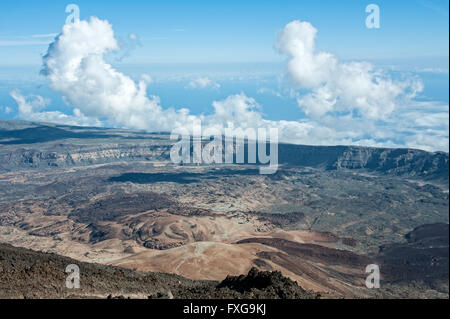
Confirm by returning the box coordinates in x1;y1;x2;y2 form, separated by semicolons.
0;0;449;64
0;0;448;151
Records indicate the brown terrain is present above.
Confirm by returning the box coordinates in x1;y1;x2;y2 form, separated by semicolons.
0;243;318;299
0;120;448;298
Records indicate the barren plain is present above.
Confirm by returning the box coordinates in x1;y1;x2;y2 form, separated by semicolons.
0;119;448;298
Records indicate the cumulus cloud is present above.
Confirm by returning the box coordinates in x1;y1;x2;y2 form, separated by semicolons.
187;77;221;89
276;20;423;119
10;90;101;126
208;93;262;128
40;17;197;132
10;90;49;115
9;17;447;152
271;20;448;151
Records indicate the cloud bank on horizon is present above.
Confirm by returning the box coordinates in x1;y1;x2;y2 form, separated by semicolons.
9;17;449;152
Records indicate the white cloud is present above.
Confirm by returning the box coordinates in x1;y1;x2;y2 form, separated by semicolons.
9;17;447;152
32;33;58;38
1;106;12;114
271;20;448;151
10;90;49;115
40;17;197;132
413;112;449;127
187;77;221;89
276;20;424;120
405;132;449;152
10;90;101;126
209;93;262;127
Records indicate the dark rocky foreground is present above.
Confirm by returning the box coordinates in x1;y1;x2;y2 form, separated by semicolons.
0;243;318;299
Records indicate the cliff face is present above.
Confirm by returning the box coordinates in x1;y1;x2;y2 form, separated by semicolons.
279;145;448;182
335;147;448;181
0;119;173;170
0;119;448;183
0;144;171;170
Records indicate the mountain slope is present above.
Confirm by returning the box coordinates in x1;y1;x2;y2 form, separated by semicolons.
0;243;318;299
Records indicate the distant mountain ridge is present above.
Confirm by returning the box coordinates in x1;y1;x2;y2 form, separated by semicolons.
278;144;448;183
0;119;448;183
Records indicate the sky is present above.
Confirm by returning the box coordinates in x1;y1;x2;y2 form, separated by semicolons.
0;0;448;151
